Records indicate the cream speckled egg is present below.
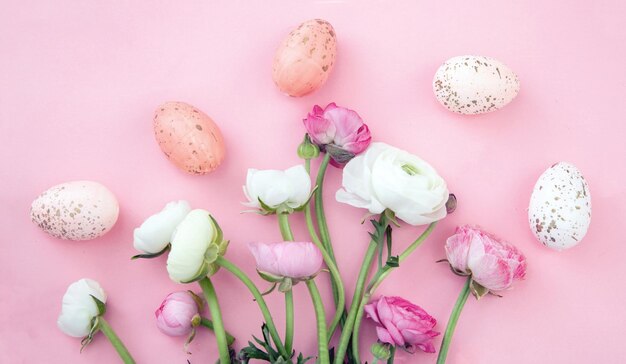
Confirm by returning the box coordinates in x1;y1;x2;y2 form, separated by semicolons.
433;55;520;114
154;101;225;175
272;19;337;97
528;162;592;251
31;181;119;240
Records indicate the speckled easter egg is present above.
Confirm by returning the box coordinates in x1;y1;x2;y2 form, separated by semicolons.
433;55;520;114
30;181;119;240
154;101;225;175
272;19;337;97
528;162;592;251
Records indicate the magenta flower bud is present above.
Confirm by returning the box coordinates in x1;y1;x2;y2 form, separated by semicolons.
248;242;323;281
155;291;203;337
303;103;371;166
445;225;527;296
364;296;439;353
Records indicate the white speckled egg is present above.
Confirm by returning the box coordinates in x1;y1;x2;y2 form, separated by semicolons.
528;162;591;250
31;181;119;241
433;55;520;114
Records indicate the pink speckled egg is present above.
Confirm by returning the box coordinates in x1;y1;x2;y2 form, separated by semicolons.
154;101;225;175
30;181;119;241
272;19;337;97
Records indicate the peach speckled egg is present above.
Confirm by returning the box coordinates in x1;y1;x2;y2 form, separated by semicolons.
272;19;337;97
154;101;225;175
30;181;119;241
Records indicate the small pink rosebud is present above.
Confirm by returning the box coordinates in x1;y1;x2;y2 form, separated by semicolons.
303;103;371;166
364;296;439;353
155;291;203;337
248;242;323;281
445;225;527;294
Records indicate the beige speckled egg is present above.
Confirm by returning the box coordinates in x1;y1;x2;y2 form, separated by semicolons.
272;19;337;97
154;101;225;175
31;181;119;240
528;162;592;251
433;55;520;114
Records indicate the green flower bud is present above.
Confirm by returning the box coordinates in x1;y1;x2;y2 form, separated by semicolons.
371;342;392;360
297;134;320;160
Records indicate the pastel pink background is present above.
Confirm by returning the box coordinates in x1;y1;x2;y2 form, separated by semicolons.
1;1;625;363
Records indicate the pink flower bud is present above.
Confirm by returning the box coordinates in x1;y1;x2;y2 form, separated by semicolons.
155;291;203;337
364;296;439;353
445;225;527;292
248;242;323;280
303;103;371;166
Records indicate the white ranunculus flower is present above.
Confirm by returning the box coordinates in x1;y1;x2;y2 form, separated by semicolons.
336;142;449;225
243;165;311;211
133;200;191;254
57;279;107;337
167;209;216;283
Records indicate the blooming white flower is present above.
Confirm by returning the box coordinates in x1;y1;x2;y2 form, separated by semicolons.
243;165;311;211
167;209;226;283
336;142;449;225
133;200;191;254
57;279;107;337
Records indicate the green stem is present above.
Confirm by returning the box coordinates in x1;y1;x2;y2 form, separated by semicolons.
334;215;388;364
216;257;288;358
305;159;346;340
315;153;334;261
277;213;295;354
200;317;235;346
199;277;230;364
278;213;294;241
306;280;330;364
437;277;472;364
97;317;136;364
388;345;396;364
349;223;437;358
315;152;342;311
284;290;294;355
367;222;437;294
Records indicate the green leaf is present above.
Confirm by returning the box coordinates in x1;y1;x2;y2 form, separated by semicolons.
130;244;170;260
90;295;106;316
470;280;490;300
278;278;293;293
209;215;224;246
257;198;277;214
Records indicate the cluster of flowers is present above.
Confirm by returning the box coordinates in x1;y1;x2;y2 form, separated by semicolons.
57;103;526;364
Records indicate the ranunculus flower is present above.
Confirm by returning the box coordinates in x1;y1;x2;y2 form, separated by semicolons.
58;278;107;337
303;103;371;166
243;165;311;212
365;296;439;353
248;242;323;287
167;209;228;283
336;142;449;225
155;291;203;337
134;200;191;254
445;225;527;296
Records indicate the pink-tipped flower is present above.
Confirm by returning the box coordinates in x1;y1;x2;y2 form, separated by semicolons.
248;242;323;289
445;225;527;297
155;291;203;337
365;296;439;353
303;103;371;166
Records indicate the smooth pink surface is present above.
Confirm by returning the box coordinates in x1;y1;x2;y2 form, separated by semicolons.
1;1;625;363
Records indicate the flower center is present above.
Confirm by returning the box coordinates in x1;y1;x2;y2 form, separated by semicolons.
401;163;420;176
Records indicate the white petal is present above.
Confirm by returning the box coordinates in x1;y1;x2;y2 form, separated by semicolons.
167;209;214;283
133;200;191;254
57;279;107;338
284;165;311;208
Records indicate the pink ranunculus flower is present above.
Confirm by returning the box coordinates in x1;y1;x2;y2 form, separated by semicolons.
365;296;439;353
155;291;203;337
248;242;323;281
445;225;527;295
303;103;371;166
